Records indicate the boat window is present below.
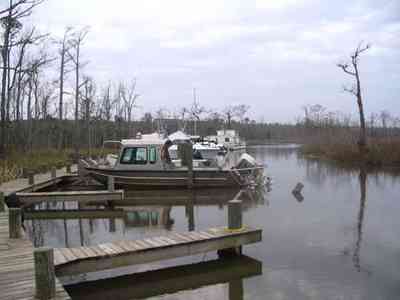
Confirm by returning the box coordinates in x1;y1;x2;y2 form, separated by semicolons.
225;137;230;142
149;146;157;164
120;147;147;164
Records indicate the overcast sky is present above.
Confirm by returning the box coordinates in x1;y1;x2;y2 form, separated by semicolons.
31;0;399;122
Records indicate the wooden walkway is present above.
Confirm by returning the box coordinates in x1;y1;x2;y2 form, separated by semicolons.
17;190;124;206
0;165;77;197
54;227;261;277
0;210;70;300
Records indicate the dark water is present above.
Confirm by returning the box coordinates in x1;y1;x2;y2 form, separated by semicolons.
25;145;400;300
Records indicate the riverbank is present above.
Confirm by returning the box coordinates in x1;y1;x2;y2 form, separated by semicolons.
0;148;103;183
301;138;400;167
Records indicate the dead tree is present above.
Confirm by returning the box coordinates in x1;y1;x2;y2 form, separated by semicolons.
337;42;371;156
55;27;73;149
119;79;139;136
67;27;89;157
0;0;44;157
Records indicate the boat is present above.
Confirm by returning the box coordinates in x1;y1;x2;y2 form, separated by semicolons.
214;129;246;151
168;131;226;160
80;133;264;189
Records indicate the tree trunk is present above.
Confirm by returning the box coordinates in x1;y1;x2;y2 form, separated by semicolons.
355;65;367;156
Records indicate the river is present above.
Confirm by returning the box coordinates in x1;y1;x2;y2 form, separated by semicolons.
25;144;400;300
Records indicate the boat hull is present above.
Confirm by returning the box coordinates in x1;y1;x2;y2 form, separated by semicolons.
85;167;243;189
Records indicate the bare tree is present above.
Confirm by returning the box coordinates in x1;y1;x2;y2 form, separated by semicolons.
55;26;74;149
67;26;89;156
119;79;139;136
337;42;371;156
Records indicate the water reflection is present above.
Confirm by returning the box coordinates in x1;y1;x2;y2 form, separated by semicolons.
65;255;262;300
24;187;266;249
353;168;367;274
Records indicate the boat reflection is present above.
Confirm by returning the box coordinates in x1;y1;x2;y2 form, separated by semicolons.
65;255;262;300
24;187;267;248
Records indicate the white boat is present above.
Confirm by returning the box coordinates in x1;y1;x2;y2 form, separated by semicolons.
80;132;264;189
213;130;246;151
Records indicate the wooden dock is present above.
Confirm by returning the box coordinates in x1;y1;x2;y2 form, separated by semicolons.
0;209;70;300
0;165;77;197
54;226;261;277
17;190;124;206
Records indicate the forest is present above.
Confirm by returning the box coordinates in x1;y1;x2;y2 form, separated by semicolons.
1;0;399;183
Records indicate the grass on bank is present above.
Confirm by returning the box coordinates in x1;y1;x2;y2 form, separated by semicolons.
0;148;104;184
301;138;400;166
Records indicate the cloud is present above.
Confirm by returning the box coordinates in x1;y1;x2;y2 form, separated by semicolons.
29;0;400;122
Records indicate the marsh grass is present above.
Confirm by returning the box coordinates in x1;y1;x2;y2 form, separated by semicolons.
302;138;400;166
0;148;105;184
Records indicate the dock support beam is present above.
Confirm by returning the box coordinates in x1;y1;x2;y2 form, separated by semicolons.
108;176;115;192
34;247;56;300
218;200;243;257
9;208;22;238
0;191;4;212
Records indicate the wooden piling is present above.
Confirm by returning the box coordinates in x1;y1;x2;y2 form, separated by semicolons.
34;247;56;300
51;167;57;179
22;167;28;178
218;200;243;257
178;143;193;188
0;191;5;212
28;171;35;185
9;207;22;238
108;176;115;192
66;164;71;173
228;200;242;230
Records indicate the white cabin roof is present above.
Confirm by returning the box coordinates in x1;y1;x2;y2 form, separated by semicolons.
121;132;165;146
168;130;190;141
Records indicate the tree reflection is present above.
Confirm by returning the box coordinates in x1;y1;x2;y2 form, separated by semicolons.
353;167;367;273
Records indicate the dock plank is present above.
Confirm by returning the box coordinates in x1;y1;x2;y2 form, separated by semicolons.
0;209;70;300
54;227;262;277
0;165;77;197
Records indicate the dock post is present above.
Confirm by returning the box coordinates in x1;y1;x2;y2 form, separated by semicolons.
108;176;115;192
66;164;71;173
218;200;243;257
9;208;22;238
28;172;35;185
22;167;28;178
228;200;242;230
0;191;5;212
51;167;57;179
34;247;55;300
178;143;193;188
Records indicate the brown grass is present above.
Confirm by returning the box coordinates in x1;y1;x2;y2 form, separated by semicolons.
0;148;105;184
302;138;400;166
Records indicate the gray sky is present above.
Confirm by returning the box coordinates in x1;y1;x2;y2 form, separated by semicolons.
32;0;400;122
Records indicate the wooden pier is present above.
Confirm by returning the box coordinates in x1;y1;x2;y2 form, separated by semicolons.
0;209;70;300
0;165;77;197
17;190;124;206
54;226;261;277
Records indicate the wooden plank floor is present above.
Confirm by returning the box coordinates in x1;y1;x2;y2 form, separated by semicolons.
0;211;70;300
55;226;262;277
0;165;77;197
